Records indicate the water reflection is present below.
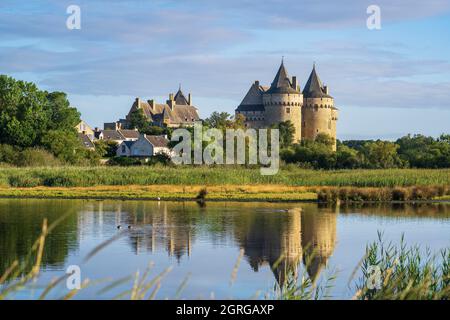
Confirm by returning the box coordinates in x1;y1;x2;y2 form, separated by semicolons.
0;200;448;291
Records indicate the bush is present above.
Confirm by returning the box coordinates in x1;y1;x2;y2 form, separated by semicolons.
17;148;61;167
147;153;172;166
8;174;42;187
0;144;18;164
107;156;143;166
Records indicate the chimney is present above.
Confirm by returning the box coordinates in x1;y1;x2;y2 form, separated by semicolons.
292;76;297;90
167;99;175;110
324;85;329;95
188;93;192;105
148;99;155;110
254;80;260;87
169;93;174;101
135;97;141;108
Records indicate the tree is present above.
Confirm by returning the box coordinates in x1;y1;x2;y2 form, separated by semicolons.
273;121;295;149
129;108;151;132
0;75;48;147
361;140;405;169
396;134;450;168
94;140;118;158
336;143;361;169
41;130;85;164
0;75;82;157
315;133;335;149
203;112;232;129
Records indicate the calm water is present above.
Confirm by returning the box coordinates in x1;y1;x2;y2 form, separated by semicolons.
0;199;449;299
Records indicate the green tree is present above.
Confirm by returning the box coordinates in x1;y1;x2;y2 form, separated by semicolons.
203;112;232;129
361;140;405;169
336;143;361;169
129;108;151;132
273;121;295;149
41;130;85;164
94;140;118;158
0;75;82;161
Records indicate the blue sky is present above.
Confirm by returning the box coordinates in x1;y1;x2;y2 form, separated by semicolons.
1;0;450;140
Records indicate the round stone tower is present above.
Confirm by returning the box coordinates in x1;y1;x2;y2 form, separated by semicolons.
263;61;303;142
301;64;338;150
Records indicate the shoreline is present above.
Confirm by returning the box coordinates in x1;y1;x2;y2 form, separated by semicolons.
0;185;449;203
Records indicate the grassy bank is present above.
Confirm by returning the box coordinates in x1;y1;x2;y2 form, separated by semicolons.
1;166;450;187
0;166;449;202
0;185;317;202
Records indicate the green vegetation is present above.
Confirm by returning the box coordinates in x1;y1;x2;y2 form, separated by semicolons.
0;166;448;188
0;75;100;165
281;130;450;169
355;234;449;300
0;166;448;202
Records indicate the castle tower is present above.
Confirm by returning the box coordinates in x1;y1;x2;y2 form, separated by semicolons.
301;206;337;283
262;60;303;142
301;64;338;150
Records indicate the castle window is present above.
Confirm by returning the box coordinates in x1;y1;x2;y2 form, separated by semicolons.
286;108;290;114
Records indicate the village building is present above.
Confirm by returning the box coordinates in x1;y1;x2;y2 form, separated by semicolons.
116;134;171;158
75;120;95;140
96;129;140;145
75;120;96;150
77;133;95;150
235;61;338;150
125;87;200;128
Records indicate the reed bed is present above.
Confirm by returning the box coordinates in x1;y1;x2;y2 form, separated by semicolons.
0;166;449;188
355;233;449;300
315;185;450;203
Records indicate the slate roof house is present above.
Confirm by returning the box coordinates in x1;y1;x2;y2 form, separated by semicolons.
126;87;200;128
75;120;96;150
96;129;140;144
116;134;171;158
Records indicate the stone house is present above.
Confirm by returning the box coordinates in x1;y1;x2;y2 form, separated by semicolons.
116;134;171;158
97;129;140;145
126;87;200;128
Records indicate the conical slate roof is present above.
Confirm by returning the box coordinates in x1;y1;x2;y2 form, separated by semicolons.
174;87;189;105
303;65;332;98
266;61;299;94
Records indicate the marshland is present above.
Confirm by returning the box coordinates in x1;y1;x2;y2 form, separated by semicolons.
0;166;449;202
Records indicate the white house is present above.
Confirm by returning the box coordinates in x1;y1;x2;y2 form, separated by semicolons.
116;134;171;158
116;140;134;157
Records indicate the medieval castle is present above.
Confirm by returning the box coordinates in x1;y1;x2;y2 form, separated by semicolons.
235;61;338;150
100;60;338;151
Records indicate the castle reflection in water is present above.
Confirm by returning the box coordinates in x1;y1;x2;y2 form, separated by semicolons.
80;201;338;286
3;200;448;288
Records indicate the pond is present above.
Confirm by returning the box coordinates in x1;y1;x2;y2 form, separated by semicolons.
0;199;449;299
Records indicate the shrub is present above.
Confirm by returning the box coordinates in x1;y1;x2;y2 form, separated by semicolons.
107;156;142;166
8;174;42;187
0;144;18;164
17;148;61;167
147;153;172;166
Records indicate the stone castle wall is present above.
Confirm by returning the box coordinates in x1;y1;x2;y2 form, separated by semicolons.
262;93;303;142
301;97;337;150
